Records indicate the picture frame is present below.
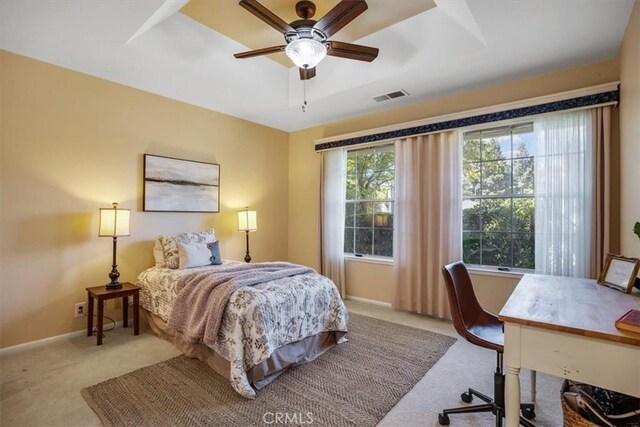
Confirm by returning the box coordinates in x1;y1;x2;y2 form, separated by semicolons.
143;154;220;213
597;253;640;294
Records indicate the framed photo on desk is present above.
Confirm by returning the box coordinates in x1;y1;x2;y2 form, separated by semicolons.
598;253;640;294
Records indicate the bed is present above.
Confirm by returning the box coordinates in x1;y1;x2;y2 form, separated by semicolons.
136;261;349;399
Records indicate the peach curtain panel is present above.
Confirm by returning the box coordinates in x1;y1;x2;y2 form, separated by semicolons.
393;131;462;319
590;106;612;278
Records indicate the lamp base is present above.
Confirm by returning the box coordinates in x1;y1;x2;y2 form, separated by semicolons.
106;262;121;289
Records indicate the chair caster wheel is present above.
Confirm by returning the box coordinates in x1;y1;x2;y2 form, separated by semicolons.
521;408;536;420
438;413;450;425
461;391;473;403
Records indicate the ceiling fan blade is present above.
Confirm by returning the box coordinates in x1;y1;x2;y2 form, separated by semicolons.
313;0;368;38
299;67;316;80
234;45;286;59
239;0;294;34
326;41;378;62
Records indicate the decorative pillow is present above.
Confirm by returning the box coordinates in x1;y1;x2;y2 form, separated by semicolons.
208;241;223;266
161;228;216;269
153;239;166;268
177;243;214;269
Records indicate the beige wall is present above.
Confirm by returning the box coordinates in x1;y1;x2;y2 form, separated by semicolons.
289;59;620;306
1;24;635;348
619;1;640;259
0;51;289;348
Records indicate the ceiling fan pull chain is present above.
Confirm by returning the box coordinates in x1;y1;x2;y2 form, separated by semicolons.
302;77;307;113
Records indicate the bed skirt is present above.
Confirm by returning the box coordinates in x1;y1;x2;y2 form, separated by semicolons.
140;309;343;390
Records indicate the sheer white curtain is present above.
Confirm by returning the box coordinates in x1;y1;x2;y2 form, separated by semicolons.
320;149;347;297
534;110;593;277
393;131;461;319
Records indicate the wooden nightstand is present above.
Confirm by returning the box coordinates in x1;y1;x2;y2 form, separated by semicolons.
86;282;140;346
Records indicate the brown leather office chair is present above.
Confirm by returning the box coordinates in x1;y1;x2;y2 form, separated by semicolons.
438;261;535;427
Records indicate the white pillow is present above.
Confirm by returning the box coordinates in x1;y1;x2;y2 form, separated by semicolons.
153;239;166;268
161;228;216;269
177;242;214;269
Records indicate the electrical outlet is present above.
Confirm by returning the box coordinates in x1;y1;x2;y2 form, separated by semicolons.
74;302;86;318
114;299;121;310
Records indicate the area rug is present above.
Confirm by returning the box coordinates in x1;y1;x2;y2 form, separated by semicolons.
81;313;456;427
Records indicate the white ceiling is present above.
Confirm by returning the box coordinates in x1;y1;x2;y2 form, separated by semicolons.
0;0;634;132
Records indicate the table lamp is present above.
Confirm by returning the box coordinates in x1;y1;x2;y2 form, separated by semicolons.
237;207;257;263
99;202;130;289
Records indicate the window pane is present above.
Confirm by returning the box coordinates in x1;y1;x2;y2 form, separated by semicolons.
482;232;512;267
481;198;511;232
355;228;373;255
463;138;481;162
362;169;394;199
374;229;393;257
345;202;355;227
463;162;481;196
482;135;510;161
346;174;357;200
513;233;534;269
373;202;393;228
513;198;534;233
355;202;373;227
462;199;480;231
463;232;481;265
482;160;511;195
513;132;534;158
513;158;534;194
375;148;394;172
356;150;374;175
346;153;356;175
344;228;355;254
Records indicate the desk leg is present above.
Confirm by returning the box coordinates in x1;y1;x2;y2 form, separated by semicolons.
97;298;104;346
505;366;521;427
504;323;522;427
133;291;139;336
123;296;129;328
87;292;94;337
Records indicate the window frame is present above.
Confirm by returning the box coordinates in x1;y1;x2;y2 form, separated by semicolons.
462;122;536;272
344;144;395;259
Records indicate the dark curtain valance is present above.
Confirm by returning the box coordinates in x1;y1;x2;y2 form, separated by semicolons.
314;89;619;152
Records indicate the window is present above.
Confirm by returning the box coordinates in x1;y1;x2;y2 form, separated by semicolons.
344;145;395;257
462;123;535;270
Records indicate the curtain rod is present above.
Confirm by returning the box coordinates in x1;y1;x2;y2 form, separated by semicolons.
314;82;619;152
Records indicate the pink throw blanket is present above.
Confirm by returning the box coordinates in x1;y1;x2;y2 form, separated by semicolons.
167;262;314;347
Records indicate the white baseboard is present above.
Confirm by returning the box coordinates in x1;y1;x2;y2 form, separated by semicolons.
0;320;124;357
345;295;393;308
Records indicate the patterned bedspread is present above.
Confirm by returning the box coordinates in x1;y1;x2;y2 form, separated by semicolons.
136;263;349;398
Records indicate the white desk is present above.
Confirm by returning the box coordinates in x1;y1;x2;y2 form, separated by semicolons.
499;274;640;427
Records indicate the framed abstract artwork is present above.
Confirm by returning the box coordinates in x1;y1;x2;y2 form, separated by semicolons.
143;154;220;212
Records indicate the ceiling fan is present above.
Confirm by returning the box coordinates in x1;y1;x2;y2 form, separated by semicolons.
234;0;379;80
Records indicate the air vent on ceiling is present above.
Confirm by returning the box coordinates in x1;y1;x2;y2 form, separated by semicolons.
373;89;409;103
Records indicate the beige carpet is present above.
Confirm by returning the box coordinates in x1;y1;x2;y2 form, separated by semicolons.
81;313;456;427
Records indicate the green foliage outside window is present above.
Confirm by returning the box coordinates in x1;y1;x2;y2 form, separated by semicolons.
463;125;535;269
344;145;394;257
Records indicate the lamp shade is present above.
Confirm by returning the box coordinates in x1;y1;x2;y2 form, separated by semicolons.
99;203;130;237
285;38;327;69
237;209;257;232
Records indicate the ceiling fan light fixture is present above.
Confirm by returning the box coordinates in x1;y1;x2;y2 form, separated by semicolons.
285;38;327;69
